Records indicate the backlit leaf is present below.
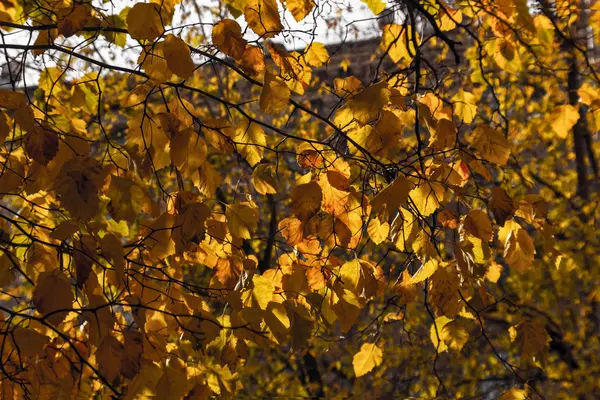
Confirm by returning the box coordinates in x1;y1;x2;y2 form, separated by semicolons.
353;343;383;377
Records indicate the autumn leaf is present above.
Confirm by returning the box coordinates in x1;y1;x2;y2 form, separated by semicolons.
409;259;438;284
471;124;511;165
97;334;124;384
163;34;195;79
244;0;283;38
353;343;383;377
24;127;58;165
367;218;389;245
511;318;549;364
33;270;74;326
260;71;290;115
551;104;579;139
284;0;315;22
489;186;515;226
127;3;164;41
291;181;322;221
55;156;106;221
212;19;247;60
304;42;328;67
57;5;90;38
227;203;258;239
252;164;277;194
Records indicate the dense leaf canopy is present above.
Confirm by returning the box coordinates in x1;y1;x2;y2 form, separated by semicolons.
0;0;599;398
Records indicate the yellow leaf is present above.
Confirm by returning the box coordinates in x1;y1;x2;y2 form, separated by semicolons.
226;203;258;239
367;218;389;245
370;175;413;218
551;104;579;139
170;128;207;177
24;127;58;166
485;261;503;283
578;82;600;106
353;343;383;377
0;89;26;109
304;42;328;67
212;19;247;59
463;209;493;242
512;318;549;363
504;228;535;274
279;217;304;245
409;182;444;217
107;175;154;223
101;233;125;284
121;331;143;380
234;119;266;166
127;3;164;41
55;156;106;221
489;186;515;226
430;315;452;352
331;288;362;332
163;34;195;79
12;327;50;358
138;43;172;84
440;320;469;351
453;90;477;124
251;274;274;309
244;0;282;38
499;388;529;400
252;164;277;194
334;76;362;96
284;0;315;22
57;5;90;38
361;0;386;15
430;118;457;150
260;71;290;115
97;335;124;384
335;81;390;127
379;24;417;64
471;124;511;165
33;270;74;326
290;181;322;220
238;45;266;76
317;171;350;216
0;254;16;287
409;259;438;284
429;265;461;318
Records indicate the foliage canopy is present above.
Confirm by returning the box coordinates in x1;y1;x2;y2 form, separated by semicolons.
0;0;599;398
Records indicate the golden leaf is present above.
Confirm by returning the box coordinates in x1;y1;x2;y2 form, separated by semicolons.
226;203;258;239
24;127;58;166
471;124;511;165
260;71;290;115
33;270;74;326
163;34;195;79
212;19;247;59
489;186;515;226
551;104;579;139
409;259;438;284
127;3;164;41
244;0;282;38
284;0;315;22
303;42;328;67
55;156;105;221
352;343;383;377
57;5;90;38
291;181;322;221
463;209;493;242
361;0;385;15
252;164;277;194
367;218;389;245
97;335;124;384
